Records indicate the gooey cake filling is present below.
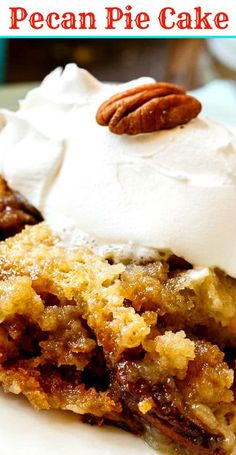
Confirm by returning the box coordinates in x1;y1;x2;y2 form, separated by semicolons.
0;65;236;454
0;222;235;455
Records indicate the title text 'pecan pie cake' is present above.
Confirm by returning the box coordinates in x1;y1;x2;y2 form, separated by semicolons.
0;65;236;454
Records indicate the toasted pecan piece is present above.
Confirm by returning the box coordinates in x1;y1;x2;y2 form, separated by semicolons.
111;340;233;454
96;82;201;135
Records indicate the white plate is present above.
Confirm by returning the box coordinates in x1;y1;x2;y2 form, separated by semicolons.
0;80;236;455
0;393;157;455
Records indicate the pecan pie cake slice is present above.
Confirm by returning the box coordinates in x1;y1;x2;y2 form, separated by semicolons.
0;223;235;455
1;65;236;455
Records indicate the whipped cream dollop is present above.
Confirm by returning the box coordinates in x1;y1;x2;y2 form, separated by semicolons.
0;64;236;276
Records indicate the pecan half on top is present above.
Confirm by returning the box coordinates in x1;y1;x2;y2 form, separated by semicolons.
96;82;202;136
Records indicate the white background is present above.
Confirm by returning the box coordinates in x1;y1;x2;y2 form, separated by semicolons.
0;0;236;37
